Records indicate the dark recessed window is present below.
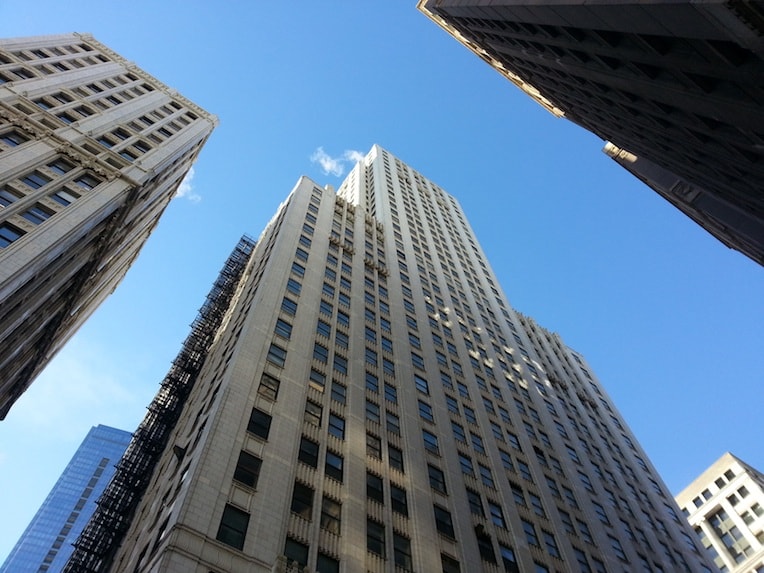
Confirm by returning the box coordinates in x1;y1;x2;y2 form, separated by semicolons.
246;408;271;440
216;504;249;550
233;451;262;488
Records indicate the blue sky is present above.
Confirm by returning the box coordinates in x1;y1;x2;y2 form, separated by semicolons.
1;1;762;560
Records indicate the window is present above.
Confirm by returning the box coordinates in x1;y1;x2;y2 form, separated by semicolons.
467;488;484;516
21;203;54;225
21;171;51;189
542;530;560;558
332;354;348;374
233;451;262;488
415;374;429;394
367;519;385;556
367;433;382;459
313;343;328;364
391;484;408;516
577;520;594;544
0;188;21;207
529;493;546;518
394;533;412;570
522;519;539;547
386;410;400;435
274;318;292;339
419;400;434;422
304;400;322;426
478;464;495;488
320;496;341;534
452;421;466;443
258;372;280;400
284;538;308;567
609;535;627;561
316;554;339;573
216;504;249;550
471;433;486;454
384;383;397;403
247;408;272;439
476;527;497;563
365;399;381;423
309;369;325;392
459;453;475;477
298;437;319;468
500;545;518;572
266;343;287;368
281;297;297;315
367;472;384;503
291;262;305;277
325;450;343;482
434;505;455;538
0;129;29;147
328;414;345;439
316;319;331;338
442;554;461;573
429;464;447;494
389;445;404;472
331;381;346;404
489;501;506;528
423;429;439;454
290;482;314;519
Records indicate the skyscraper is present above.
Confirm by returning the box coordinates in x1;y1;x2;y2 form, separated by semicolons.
69;146;713;572
417;1;764;266
0;33;217;418
676;452;764;572
1;425;131;572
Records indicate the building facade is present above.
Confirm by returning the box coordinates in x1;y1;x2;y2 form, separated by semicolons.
69;146;713;572
417;0;764;266
1;425;131;572
0;33;217;418
677;453;764;572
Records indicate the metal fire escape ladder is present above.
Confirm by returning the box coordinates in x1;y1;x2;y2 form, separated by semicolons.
64;235;256;573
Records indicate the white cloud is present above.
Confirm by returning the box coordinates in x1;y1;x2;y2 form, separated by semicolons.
175;167;201;203
310;147;365;177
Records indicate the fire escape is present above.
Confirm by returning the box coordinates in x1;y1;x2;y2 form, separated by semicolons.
64;235;256;573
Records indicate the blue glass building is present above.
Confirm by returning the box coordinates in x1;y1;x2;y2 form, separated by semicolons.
1;425;131;572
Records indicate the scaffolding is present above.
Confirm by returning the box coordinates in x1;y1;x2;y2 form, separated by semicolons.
64;235;256;573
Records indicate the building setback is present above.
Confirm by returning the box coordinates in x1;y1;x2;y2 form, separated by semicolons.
0;33;217;419
1;425;131;572
418;0;764;266
69;146;713;572
677;452;764;572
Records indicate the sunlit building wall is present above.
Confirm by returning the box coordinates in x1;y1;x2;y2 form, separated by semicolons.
677;453;764;572
86;146;712;573
0;33;217;418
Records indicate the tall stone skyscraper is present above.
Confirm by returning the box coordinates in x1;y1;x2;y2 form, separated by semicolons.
0;33;217;418
1;425;131;572
418;1;764;266
69;146;713;572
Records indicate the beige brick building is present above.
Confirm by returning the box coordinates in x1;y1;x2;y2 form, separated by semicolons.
0;33;217;418
677;453;764;572
70;146;714;572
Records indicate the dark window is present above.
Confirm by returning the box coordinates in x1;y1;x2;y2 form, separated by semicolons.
423;429;439;454
489;501;506;528
21;203;54;225
442;554;461;573
367;433;382;458
467;488;484;516
73;173;101;190
325;451;343;482
367;519;385;556
0;130;29;147
394;533;412;570
233;451;262;488
247;408;272;439
391;484;408;516
298;437;319;468
331;381;346;404
328;414;345;439
304;400;322;426
290;482;314;520
21;171;51;190
316;553;340;573
266;344;287;368
428;465;447;494
476;527;496;563
281;297;297;315
320;496;341;534
284;538;308;566
216;504;249;550
274;318;292;339
367;472;384;503
389;445;404;472
258;372;280;400
434;505;455;538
